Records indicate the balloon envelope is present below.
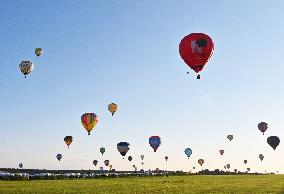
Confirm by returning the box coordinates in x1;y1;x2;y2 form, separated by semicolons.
93;160;98;166
184;148;192;158
179;33;214;73
56;154;62;161
227;135;233;141
64;136;73;148
259;154;264;161
267;136;280;150
165;156;168;161
108;103;118;116
19;163;23;169
19;61;34;78
258;122;268;135
198;159;204;166
100;147;106;155
104;160;109;166
81;113;98;135
35;48;43;56
117;142;130;156
149;136;161;152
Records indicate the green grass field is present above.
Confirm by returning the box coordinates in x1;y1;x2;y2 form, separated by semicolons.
1;175;284;194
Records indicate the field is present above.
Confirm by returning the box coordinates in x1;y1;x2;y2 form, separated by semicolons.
0;175;284;194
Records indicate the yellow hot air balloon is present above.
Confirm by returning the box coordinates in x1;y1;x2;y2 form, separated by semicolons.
81;113;99;135
108;103;118;116
35;48;43;57
64;136;73;148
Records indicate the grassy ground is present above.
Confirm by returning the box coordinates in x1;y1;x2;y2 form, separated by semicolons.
0;175;284;194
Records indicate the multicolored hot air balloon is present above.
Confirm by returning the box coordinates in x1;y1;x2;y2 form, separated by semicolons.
179;33;214;79
35;48;43;57
108;103;118;116
227;135;233;142
219;150;224;155
117;142;130;157
19;163;23;169
64;136;73;148
104;160;109;166
81;113;99;135
184;148;192;158
56;154;62;161
198;159;204;166
128;156;133;162
100;147;106;155
244;160;248;164
165;156;168;161
267;136;280;151
259;154;264;161
149;136;161;152
19;61;34;78
140;155;144;160
258;122;268;135
93;160;98;166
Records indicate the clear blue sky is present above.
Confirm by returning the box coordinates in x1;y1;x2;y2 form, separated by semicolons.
0;0;283;173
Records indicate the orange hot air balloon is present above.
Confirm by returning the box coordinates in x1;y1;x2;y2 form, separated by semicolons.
81;113;99;135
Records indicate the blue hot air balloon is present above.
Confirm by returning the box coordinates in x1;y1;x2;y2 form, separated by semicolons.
149;136;161;152
184;148;192;158
56;154;62;161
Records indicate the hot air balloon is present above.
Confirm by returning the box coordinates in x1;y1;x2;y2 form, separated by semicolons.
259;154;264;161
226;164;230;169
104;160;109;166
140;155;144;160
258;122;268;135
234;169;237;173
128;156;133;162
19;163;23;169
247;168;250;172
267;136;280;150
149;136;161;152
193;167;195;169
100;147;105;155
219;150;224;155
198;159;204;166
109;165;113;170
227;135;233;142
93;160;98;166
35;48;43;57
141;162;144;165
117;142;130;157
165;156;168;161
108;103;118;116
64;136;73;148
56;154;62;161
179;33;214;79
244;160;247;164
184;148;192;158
224;165;227;169
19;61;34;78
81;113;98;135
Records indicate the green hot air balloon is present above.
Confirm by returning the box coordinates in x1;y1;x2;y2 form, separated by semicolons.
100;147;106;155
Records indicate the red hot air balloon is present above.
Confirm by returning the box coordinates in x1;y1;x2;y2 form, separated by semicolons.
179;33;214;79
